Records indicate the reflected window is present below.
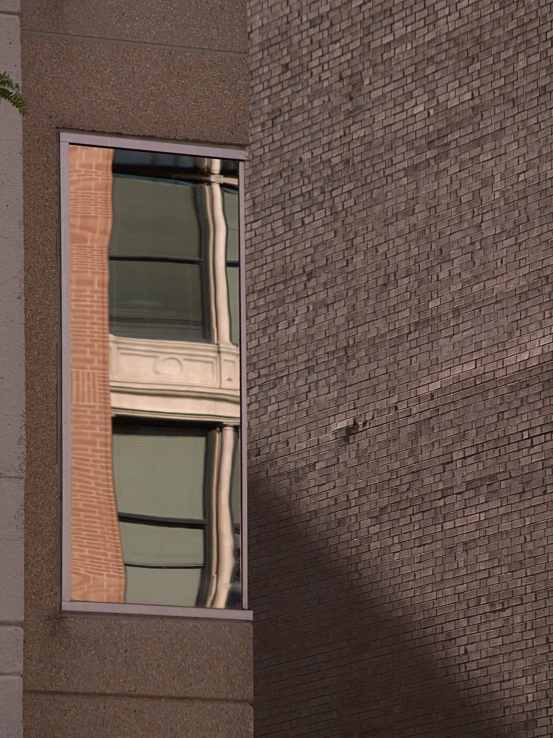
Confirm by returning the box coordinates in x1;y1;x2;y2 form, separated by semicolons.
114;420;208;607
109;153;208;342
112;419;241;609
109;177;206;342
223;187;240;346
64;137;245;614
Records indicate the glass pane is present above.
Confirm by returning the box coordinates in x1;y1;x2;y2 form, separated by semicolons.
110;176;201;260
113;150;198;172
224;187;239;345
125;566;202;607
226;265;239;346
230;430;241;528
68;144;243;611
113;427;206;520
109;260;204;341
223;187;239;261
119;522;204;567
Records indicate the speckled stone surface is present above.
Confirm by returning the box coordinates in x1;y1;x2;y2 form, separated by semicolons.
0;0;19;13
25;693;253;738
21;0;247;54
22;13;251;736
24;616;253;699
22;37;248;146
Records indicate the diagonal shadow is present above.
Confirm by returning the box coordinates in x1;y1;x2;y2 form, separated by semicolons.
250;470;527;738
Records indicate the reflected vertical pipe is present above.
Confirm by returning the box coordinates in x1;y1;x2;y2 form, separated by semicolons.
210;159;232;346
212;425;235;608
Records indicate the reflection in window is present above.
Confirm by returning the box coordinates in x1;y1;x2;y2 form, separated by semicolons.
112;420;241;609
223;187;240;346
66;141;243;612
112;420;210;607
109;174;206;342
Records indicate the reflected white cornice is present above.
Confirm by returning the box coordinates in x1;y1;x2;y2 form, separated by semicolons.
109;335;240;421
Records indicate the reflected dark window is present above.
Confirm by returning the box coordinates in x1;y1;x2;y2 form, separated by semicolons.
109;171;207;342
108;151;241;346
112;418;240;609
112;419;210;607
223;187;240;346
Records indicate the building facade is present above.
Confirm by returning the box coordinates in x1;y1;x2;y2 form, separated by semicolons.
247;0;552;736
0;0;551;736
1;1;252;736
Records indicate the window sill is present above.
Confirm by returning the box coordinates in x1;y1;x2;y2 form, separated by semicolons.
61;600;253;621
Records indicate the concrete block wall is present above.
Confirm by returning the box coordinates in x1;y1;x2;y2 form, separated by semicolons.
247;0;552;735
0;1;25;737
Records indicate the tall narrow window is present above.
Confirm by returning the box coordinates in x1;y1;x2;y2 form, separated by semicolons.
61;134;247;617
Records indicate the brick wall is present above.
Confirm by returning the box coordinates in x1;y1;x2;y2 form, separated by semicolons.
69;144;125;603
247;0;551;736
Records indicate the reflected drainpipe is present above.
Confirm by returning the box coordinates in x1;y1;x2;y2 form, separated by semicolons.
211;425;235;608
210;159;231;346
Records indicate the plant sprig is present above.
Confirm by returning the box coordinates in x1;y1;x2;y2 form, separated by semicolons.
0;72;26;114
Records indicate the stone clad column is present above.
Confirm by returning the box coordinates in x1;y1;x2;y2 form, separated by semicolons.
0;5;25;737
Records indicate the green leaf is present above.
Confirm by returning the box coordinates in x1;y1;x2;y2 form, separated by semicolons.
0;72;26;114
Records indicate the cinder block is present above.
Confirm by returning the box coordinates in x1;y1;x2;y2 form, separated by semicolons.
0;676;22;738
0;627;22;675
0;478;24;623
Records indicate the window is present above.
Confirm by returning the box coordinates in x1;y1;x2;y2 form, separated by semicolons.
61;133;249;619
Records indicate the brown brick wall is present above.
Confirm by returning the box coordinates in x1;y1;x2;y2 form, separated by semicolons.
247;0;551;736
69;144;125;603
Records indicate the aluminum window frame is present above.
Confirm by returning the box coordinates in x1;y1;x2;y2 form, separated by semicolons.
60;131;251;621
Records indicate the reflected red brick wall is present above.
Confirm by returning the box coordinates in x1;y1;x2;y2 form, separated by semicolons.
69;144;125;602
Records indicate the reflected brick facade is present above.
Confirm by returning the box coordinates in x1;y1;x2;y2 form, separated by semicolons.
69;144;125;603
247;0;552;736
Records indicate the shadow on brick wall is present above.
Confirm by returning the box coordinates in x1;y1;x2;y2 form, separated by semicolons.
250;473;527;738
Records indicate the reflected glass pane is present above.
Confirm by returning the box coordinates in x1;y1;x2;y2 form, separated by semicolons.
110;176;201;259
113;426;206;520
125;567;202;607
226;265;239;346
119;523;204;567
109;260;204;341
223;187;240;345
223;187;239;261
68;143;242;611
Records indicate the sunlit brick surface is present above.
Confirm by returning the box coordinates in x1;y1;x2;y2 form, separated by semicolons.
247;1;552;735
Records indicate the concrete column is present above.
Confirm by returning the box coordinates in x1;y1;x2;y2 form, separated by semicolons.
0;1;24;736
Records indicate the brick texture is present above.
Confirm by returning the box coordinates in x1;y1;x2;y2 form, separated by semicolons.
247;0;551;736
69;144;125;603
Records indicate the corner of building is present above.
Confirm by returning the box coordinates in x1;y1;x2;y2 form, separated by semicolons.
0;1;25;737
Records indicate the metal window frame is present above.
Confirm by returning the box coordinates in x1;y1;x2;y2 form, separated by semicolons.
59;131;251;621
